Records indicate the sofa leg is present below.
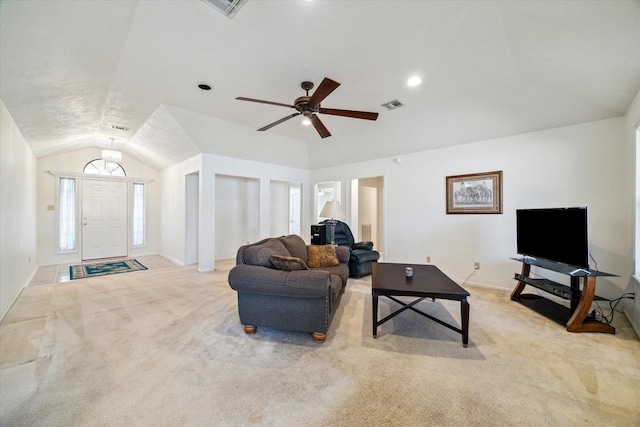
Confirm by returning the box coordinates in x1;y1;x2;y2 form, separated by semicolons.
312;332;327;343
243;325;257;335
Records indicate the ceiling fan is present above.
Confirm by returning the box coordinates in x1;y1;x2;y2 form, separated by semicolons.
236;77;379;138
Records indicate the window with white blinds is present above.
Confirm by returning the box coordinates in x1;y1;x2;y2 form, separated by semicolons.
132;183;145;246
59;178;76;251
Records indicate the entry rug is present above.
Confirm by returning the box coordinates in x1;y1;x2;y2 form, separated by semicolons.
70;259;147;280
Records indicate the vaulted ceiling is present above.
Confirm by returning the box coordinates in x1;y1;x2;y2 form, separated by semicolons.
1;0;639;170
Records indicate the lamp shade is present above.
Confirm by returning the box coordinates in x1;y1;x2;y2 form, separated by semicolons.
319;200;345;219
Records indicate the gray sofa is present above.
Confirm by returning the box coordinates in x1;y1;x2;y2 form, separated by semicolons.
228;234;350;342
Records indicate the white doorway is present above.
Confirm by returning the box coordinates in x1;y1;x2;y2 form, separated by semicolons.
289;184;301;235
215;175;260;259
185;173;199;265
315;181;341;223
350;176;384;254
81;179;128;260
269;181;302;237
270;180;290;237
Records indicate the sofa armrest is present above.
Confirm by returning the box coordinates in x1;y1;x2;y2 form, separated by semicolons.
334;245;350;264
352;241;374;251
228;264;331;298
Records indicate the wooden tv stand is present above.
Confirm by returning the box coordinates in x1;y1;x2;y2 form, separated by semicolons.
510;258;617;334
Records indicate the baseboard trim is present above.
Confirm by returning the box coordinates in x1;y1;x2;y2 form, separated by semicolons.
160;253;185;266
0;263;39;323
622;307;640;340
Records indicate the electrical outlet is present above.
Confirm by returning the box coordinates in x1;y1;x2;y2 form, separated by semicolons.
474;262;480;270
426;256;431;263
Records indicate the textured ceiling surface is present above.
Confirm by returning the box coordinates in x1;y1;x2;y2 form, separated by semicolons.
1;0;639;170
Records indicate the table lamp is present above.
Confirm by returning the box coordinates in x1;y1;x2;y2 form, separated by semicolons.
319;200;346;245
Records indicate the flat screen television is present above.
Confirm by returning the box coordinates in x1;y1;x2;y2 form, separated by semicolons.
516;207;589;269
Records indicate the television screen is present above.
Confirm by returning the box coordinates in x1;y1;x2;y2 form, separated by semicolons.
516;207;589;269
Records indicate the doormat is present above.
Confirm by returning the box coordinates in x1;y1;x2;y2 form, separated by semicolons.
69;259;147;280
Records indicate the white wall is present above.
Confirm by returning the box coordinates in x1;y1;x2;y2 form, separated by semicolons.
160;153;309;270
36;147;161;266
269;180;291;238
623;90;640;334
312;117;628;301
0;100;37;319
160;155;202;265
215;175;260;259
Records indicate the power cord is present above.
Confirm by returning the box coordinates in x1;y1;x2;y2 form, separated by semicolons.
591;293;635;325
588;252;599;274
461;268;477;286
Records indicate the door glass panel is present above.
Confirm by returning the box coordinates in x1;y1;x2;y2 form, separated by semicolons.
83;159;126;176
59;178;76;251
132;183;145;246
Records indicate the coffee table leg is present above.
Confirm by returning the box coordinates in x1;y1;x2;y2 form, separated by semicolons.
372;293;378;338
461;297;469;347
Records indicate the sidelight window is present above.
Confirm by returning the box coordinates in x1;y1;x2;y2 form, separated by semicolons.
58;177;76;251
132;183;145;246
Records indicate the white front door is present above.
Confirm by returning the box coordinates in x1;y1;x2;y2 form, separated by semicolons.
82;180;128;260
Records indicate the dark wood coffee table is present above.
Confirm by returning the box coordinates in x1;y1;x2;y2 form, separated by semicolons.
372;263;470;347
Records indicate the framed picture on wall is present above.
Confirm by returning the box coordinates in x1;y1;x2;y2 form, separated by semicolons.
446;170;503;214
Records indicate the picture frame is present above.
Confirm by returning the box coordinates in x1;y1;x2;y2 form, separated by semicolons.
446;170;503;214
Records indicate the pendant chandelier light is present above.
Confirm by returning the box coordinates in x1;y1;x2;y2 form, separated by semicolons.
102;137;122;164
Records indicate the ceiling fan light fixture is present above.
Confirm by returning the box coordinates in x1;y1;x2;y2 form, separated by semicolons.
302;118;312;126
236;77;377;138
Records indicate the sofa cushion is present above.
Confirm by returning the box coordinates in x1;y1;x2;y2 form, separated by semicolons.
307;245;340;268
278;234;309;262
243;239;290;268
270;255;309;271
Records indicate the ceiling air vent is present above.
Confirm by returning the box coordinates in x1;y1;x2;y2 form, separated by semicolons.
382;100;404;110
201;0;248;18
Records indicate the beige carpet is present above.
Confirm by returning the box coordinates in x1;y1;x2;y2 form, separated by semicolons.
1;259;639;426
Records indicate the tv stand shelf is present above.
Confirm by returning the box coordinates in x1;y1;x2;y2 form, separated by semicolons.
514;274;574;300
510;258;617;334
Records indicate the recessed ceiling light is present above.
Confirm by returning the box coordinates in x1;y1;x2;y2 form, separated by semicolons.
407;76;422;87
198;83;212;91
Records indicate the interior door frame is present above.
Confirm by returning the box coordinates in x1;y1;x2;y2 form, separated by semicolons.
349;175;385;253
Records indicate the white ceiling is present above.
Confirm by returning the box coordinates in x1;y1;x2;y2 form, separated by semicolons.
1;0;639;170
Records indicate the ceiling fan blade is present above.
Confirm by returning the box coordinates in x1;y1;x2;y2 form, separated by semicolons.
308;78;341;106
257;113;301;131
318;108;379;121
236;97;296;109
310;114;331;138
